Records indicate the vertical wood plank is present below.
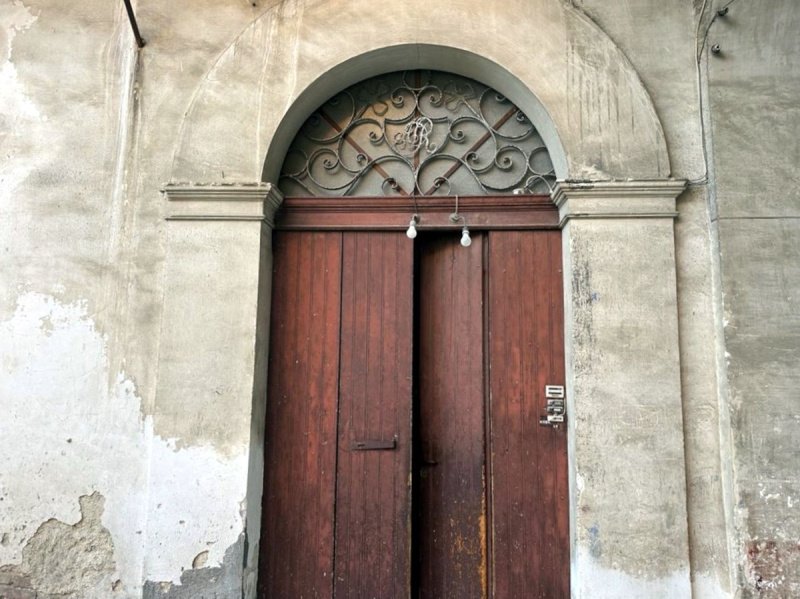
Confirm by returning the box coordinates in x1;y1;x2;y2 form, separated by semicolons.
488;230;569;599
334;232;414;599
258;231;342;599
417;234;488;599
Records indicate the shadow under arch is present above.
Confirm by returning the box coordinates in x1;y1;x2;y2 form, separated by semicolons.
261;43;568;187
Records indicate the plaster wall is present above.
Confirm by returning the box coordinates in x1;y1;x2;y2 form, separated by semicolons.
556;7;732;593
704;2;800;596
0;0;796;597
556;183;690;598
1;1;265;596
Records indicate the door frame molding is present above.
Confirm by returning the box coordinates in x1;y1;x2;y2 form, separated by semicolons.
274;195;560;231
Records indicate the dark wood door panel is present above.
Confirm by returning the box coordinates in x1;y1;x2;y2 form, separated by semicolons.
259;224;569;599
417;234;488;599
488;230;569;599
259;232;343;599
334;232;414;599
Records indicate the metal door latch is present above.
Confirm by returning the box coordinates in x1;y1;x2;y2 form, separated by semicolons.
539;385;566;427
351;438;397;451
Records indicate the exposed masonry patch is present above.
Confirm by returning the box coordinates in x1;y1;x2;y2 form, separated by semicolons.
0;493;116;599
143;535;244;599
745;539;800;598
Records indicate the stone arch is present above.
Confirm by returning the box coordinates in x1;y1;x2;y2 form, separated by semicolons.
261;48;568;187
275;66;560;196
169;0;670;185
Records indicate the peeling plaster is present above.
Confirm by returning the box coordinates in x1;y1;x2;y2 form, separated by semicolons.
141;434;249;585
143;535;244;599
0;292;147;587
0;493;116;599
0;293;249;595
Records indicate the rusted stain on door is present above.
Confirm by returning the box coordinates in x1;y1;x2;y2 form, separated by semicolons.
417;233;487;598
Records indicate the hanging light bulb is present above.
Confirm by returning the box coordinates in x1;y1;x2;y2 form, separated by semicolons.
448;195;471;248
406;215;418;239
460;226;471;247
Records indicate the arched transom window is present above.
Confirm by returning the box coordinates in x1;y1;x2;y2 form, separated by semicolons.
280;70;555;197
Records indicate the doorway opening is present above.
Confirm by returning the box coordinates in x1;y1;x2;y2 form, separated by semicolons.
257;70;568;598
258;224;567;599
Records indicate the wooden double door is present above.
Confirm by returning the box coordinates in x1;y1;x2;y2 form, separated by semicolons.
259;211;568;598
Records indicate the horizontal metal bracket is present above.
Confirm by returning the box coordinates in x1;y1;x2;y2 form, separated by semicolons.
351;438;397;451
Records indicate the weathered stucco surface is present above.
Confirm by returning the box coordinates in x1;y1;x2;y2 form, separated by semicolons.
557;182;692;597
142;535;245;599
1;0;262;595
0;292;145;590
1;0;798;596
706;1;800;597
0;290;248;596
564;6;731;593
169;0;669;184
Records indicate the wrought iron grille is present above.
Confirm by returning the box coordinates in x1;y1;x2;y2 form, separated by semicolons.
279;71;555;197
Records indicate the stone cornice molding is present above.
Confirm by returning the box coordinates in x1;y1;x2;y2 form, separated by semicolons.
163;183;284;227
553;180;687;227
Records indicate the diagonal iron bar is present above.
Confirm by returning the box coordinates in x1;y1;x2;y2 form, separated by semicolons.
123;0;146;48
423;106;517;196
319;109;409;196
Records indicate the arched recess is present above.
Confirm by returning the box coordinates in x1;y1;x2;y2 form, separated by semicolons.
261;48;569;186
168;0;670;185
159;1;692;596
258;69;570;598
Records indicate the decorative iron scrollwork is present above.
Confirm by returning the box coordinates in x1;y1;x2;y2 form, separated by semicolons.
279;71;555;197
